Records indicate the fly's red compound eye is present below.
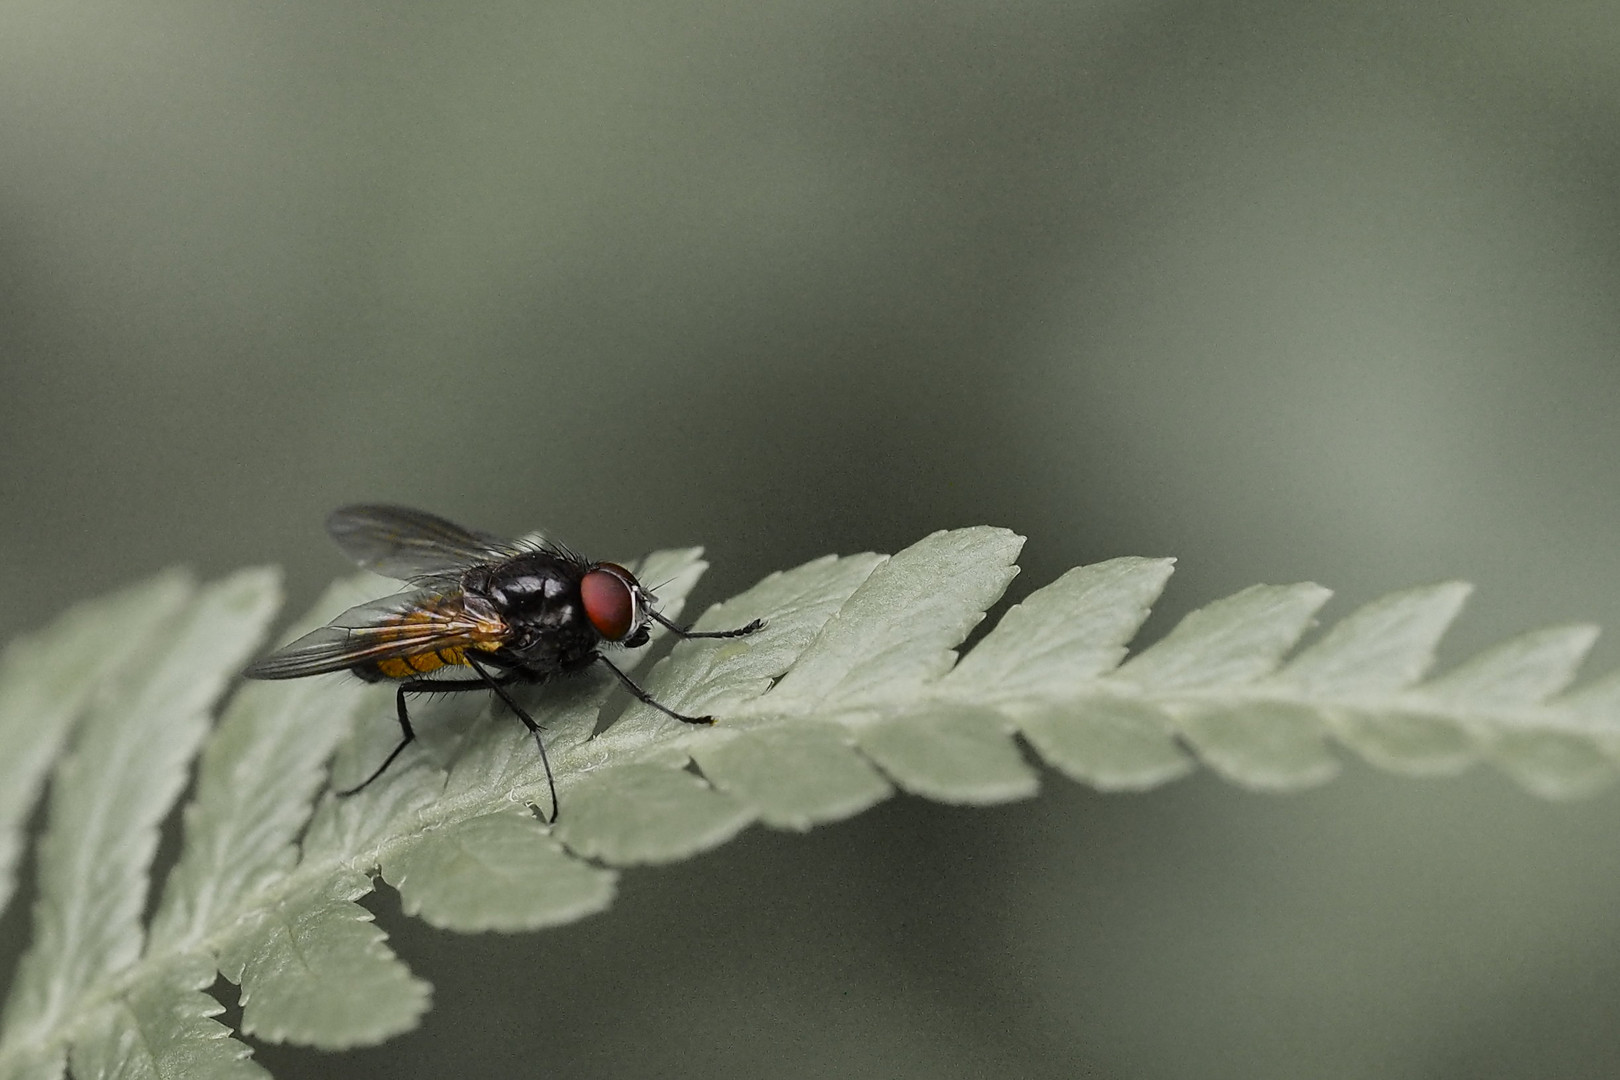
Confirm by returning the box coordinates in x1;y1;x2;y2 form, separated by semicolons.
580;564;640;641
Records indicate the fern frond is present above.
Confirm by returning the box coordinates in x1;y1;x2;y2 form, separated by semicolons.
2;529;1618;1079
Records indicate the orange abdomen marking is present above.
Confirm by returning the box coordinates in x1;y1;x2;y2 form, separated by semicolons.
373;647;469;680
362;602;505;682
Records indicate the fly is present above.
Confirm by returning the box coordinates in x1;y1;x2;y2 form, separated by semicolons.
243;505;762;820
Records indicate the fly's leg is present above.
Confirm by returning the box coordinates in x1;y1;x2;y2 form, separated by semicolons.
466;654;559;823
597;655;715;725
648;610;765;640
336;675;508;798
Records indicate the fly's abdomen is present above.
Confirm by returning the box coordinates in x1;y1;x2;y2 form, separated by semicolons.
351;603;505;682
366;645;471;680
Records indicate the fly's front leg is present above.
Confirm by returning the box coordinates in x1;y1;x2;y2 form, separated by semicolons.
649;609;765;640
597;656;714;725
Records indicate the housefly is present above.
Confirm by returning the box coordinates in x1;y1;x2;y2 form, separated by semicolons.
243;505;762;819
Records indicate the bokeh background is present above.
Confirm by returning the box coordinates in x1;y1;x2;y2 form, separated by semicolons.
3;1;1620;1076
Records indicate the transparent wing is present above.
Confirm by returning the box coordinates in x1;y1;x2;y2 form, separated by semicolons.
242;586;503;679
325;505;524;580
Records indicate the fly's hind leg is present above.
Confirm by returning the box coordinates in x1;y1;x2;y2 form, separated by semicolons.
465;654;559;823
337;675;500;797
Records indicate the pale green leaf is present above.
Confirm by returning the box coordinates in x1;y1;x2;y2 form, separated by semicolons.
0;569;280;1063
224;873;428;1050
149;578;381;954
0;572;194;924
438;686;604;804
691;721;892;830
1117;583;1332;690
1269;582;1472;696
68;955;267;1080
1490;728;1617;800
612;552;886;734
764;528;1023;710
298;746;444;868
854;706;1039;805
1327;708;1476;775
1549;669;1620;732
1172;701;1341;791
945;557;1176;693
1009;696;1194;792
0;1047;63;1080
1418;625;1600;707
553;764;754;866
381;809;615;932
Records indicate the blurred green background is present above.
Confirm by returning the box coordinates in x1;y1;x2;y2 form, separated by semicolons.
4;0;1620;1076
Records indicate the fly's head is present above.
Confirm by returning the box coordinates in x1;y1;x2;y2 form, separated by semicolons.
579;562;653;648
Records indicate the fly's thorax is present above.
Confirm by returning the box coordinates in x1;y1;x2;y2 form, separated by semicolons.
462;551;596;663
467;553;583;622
